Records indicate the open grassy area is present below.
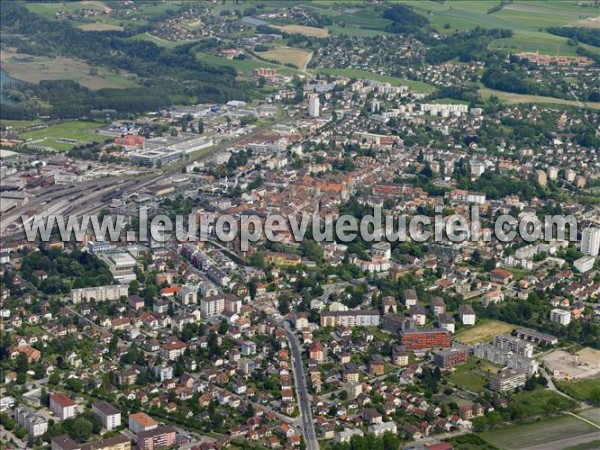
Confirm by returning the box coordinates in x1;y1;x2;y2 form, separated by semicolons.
447;357;492;392
0;119;45;131
479;88;600;110
259;47;312;70
314;68;436;93
1;49;138;90
479;413;597;450
397;0;598;56
555;380;600;406
19;121;103;152
565;441;600;450
130;32;199;49
195;51;301;77
455;320;515;344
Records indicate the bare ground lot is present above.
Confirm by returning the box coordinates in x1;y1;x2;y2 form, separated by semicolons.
542;348;600;380
273;24;329;38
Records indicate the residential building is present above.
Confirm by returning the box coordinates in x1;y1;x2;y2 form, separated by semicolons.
136;426;176;450
489;368;527;392
92;401;122;431
403;289;418;308
71;285;129;304
574;255;595;273
309;342;325;362
49;393;77;420
399;330;451;350
320;310;380;328
368;421;397;437
430;297;446;316
494;334;534;358
550;308;571;326
458;304;476;325
51;435;131;450
309;96;320;117
433;348;468;369
14;405;48;437
129;412;158;434
581;227;600;256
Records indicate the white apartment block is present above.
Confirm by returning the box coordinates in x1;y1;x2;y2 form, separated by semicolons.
550;308;571;326
581;227;600;257
71;284;129;304
320;310;380;328
92;401;122;431
14;405;48;437
494;334;534;358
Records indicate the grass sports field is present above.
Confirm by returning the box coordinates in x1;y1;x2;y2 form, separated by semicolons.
259;47;312;70
479;413;598;450
455;320;515;344
1;49;137;90
19;121;103;152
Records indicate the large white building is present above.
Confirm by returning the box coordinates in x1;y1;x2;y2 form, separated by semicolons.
581;227;600;257
550;308;571;326
71;284;129;304
92;401;122;431
309;96;320;117
574;255;595;273
14;405;48;437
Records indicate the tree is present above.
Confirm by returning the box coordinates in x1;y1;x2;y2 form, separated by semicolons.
49;371;60;385
70;417;93;442
218;319;229;335
197;118;204;134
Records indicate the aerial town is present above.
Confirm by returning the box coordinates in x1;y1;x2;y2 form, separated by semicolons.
1;1;599;450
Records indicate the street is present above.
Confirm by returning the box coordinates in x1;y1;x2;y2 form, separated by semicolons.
283;321;319;450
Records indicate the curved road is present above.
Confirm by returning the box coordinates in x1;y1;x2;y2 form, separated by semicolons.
284;321;319;450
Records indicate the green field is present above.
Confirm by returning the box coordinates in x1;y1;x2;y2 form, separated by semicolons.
0;119;45;131
479;88;600;110
479;414;598;450
455;319;516;344
130;32;199;49
313;68;436;93
556;380;600;405
447;358;490;392
565;440;600;450
1;50;138;90
19;121;104;151
397;0;599;56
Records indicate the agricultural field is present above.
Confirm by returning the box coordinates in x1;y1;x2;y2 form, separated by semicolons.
19;121;104;152
479;413;598;450
314;68;436;93
455;320;515;344
398;0;599;56
259;47;313;70
195;51;299;77
479;88;600;110
273;24;329;38
0;49;138;90
0;119;45;131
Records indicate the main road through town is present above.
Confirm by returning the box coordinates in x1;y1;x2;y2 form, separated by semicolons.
283;321;319;450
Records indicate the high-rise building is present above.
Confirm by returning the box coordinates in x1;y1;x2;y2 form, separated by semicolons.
536;170;547;187
309;96;320;117
581;227;600;256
